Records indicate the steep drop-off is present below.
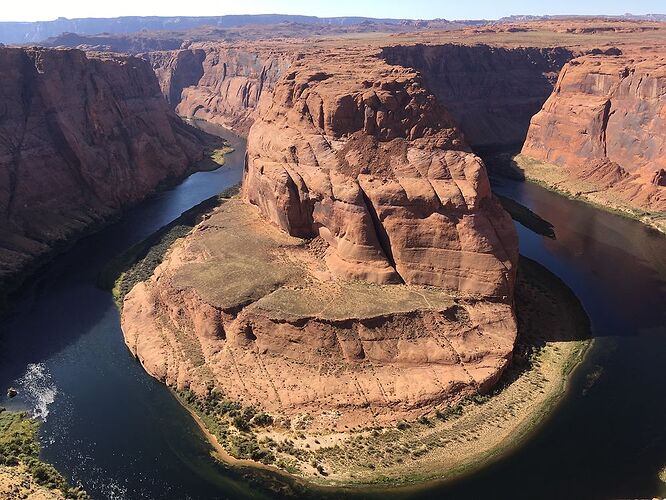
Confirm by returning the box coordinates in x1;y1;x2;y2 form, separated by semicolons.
121;47;519;434
244;49;518;296
521;52;666;222
0;47;206;294
381;44;574;148
146;45;292;135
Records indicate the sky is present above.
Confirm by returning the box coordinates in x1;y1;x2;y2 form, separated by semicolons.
0;0;664;22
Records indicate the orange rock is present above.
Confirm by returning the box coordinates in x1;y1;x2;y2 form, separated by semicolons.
522;53;666;213
0;47;206;289
244;52;518;298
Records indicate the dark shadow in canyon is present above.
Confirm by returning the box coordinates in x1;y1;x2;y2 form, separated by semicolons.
381;43;574;150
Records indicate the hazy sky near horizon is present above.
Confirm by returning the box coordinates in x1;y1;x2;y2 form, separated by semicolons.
0;0;664;22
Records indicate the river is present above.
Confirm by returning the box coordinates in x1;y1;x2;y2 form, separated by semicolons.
1;134;665;499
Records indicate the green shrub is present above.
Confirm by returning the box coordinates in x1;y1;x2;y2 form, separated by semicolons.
251;412;273;427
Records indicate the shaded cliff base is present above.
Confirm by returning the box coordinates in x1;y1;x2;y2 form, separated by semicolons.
175;256;589;487
99;183;241;302
0;410;87;499
512;155;666;234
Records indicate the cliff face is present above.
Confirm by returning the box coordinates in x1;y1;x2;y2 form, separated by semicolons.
0;47;205;290
381;44;574;148
145;45;292;135
522;53;666;213
244;50;518;298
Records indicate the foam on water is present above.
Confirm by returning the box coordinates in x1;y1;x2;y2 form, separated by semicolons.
17;363;58;421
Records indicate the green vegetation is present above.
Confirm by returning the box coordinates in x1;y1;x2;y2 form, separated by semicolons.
0;410;88;498
512;154;666;234
99;183;241;304
195;146;236;172
176;389;283;466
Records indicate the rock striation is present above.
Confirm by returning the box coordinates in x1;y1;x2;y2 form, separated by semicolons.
145;45;294;135
382;44;575;147
244;50;518;297
122;200;517;429
0;47;206;293
521;52;666;215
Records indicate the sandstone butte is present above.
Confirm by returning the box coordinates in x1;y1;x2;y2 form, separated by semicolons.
122;47;521;430
118;21;666;433
0;47;208;295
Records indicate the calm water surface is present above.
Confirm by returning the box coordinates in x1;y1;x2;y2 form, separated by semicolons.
1;141;665;499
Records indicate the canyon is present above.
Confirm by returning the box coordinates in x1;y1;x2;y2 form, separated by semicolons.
520;51;666;229
115;19;664;480
1;15;665;492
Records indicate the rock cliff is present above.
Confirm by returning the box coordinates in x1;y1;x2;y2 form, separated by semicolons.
145;45;293;135
244;49;518;297
121;47;519;431
381;44;574;148
0;47;206;293
521;52;666;216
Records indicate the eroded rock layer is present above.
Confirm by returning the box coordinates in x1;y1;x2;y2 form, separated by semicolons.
122;200;517;429
244;50;518;298
0;47;205;290
381;44;574;147
522;52;666;214
145;45;292;135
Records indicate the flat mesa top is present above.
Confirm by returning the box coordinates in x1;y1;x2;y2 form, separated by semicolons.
171;199;456;320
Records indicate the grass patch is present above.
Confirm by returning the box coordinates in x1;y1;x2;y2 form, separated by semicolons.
99;184;240;304
0;410;88;498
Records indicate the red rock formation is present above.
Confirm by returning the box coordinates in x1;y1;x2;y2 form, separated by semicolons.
120;46;520;432
522;53;666;213
121;199;518;430
146;45;292;135
381;44;574;147
244;50;518;298
0;47;205;290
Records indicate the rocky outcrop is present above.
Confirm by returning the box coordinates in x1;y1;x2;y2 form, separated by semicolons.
0;47;206;292
121;47;519;430
146;45;292;135
122;200;517;430
381;44;574;148
244;50;518;298
521;53;666;214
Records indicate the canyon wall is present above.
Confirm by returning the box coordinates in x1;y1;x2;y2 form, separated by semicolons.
0;47;206;292
381;44;574;148
145;45;293;135
244;49;518;298
521;53;666;214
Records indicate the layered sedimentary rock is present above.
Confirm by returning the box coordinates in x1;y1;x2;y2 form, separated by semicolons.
381;44;574;147
122;48;519;429
122;200;517;429
146;45;292;135
244;50;518;297
522;53;666;214
0;47;205;290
